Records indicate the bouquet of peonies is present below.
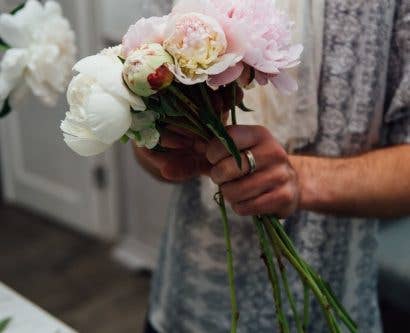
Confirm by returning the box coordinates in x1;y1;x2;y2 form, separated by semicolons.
0;0;76;118
61;1;357;332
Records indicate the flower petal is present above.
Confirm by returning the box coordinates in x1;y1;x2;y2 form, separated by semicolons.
122;16;169;57
0;49;28;104
269;70;298;95
167;64;207;85
0;0;43;47
62;133;111;157
73;53;145;111
85;87;132;144
207;62;244;87
200;53;243;76
61;113;112;156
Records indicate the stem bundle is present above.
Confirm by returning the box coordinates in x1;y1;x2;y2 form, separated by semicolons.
164;82;357;333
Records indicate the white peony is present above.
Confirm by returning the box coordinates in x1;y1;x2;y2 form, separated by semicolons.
61;46;146;156
0;0;76;110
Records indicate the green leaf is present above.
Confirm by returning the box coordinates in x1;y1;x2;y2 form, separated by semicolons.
237;102;254;112
0;317;11;332
10;3;26;15
117;56;125;64
0;98;12;118
199;84;242;169
120;134;130;144
142;97;165;116
0;41;10;51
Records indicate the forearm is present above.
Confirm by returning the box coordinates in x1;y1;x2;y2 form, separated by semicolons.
290;145;410;219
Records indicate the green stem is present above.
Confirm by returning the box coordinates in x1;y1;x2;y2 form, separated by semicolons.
262;218;339;333
268;217;357;333
231;84;237;125
160;117;209;141
167;85;199;116
165;87;208;133
253;217;289;333
215;191;239;333
270;228;304;333
303;281;310;331
199;84;216;116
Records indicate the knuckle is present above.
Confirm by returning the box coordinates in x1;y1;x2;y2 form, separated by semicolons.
212;162;230;182
255;125;272;140
278;186;294;204
210;167;220;184
232;204;248;216
275;166;291;184
275;145;288;161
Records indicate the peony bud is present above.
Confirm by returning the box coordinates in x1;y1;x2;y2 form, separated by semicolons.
123;43;174;97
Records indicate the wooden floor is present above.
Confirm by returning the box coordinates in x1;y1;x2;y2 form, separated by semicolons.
0;200;409;333
0;202;150;333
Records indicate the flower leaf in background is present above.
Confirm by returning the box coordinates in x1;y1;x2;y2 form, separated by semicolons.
0;98;12;118
0;317;11;333
10;2;26;15
0;41;9;51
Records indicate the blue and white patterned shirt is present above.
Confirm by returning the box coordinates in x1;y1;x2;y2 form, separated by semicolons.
148;1;410;332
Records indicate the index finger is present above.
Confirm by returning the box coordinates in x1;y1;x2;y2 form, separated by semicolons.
206;125;271;164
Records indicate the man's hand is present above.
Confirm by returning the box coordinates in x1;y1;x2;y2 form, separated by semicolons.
206;125;300;218
134;126;211;182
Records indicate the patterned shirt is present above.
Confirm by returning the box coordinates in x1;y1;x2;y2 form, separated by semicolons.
149;1;410;332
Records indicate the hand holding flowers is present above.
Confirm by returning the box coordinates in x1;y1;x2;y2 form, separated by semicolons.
207;125;300;218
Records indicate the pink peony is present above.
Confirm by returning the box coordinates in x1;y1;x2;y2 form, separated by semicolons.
163;12;242;85
122;0;302;93
173;0;303;93
121;16;169;57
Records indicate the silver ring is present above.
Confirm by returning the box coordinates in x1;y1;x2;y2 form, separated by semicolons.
244;150;257;175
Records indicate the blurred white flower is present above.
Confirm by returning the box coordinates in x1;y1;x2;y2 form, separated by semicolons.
61;46;146;156
0;0;76;110
127;111;160;149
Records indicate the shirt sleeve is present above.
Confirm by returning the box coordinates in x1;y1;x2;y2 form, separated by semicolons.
383;0;410;146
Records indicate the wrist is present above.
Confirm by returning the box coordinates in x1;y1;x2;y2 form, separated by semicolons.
289;155;331;212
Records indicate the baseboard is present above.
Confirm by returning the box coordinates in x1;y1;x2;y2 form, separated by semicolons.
112;236;158;272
